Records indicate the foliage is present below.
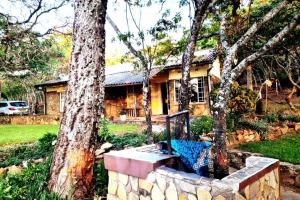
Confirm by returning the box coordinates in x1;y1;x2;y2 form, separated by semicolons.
279;115;300;123
239;133;300;164
237;120;270;138
226;112;237;132
0;133;56;168
190;116;213;140
261;113;279;123
0;156;61;200
153;130;168;143
93;160;109;197
227;82;257;115
107;133;146;150
99;117;110;142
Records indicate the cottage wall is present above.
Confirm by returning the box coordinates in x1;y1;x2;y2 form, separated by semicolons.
45;85;65;115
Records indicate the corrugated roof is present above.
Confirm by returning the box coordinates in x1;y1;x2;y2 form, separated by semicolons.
35;68;162;88
35;49;217;88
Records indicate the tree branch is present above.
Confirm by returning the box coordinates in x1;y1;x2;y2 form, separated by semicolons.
231;13;300;79
232;0;289;51
106;15;146;66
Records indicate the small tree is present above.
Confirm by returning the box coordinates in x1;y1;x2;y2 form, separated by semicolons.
107;1;181;143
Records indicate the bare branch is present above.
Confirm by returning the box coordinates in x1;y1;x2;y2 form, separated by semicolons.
106;15;146;66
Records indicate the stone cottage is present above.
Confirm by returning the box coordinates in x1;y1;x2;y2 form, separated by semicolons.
35;49;221;120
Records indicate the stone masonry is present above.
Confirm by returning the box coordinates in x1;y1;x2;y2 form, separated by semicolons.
106;156;280;200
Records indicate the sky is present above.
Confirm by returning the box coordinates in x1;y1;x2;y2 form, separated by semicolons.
1;0;193;57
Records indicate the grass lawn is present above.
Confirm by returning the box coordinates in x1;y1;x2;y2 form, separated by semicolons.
239;133;300;164
0;123;140;146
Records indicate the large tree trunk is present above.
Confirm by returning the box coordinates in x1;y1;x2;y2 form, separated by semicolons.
48;0;107;199
212;62;232;178
142;70;153;144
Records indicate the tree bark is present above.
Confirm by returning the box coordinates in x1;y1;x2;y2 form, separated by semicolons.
142;70;153;144
246;65;253;90
286;86;297;112
48;0;107;199
175;0;216;138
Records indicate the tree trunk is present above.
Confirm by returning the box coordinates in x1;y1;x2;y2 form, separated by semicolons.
142;70;153;144
48;0;107;199
246;65;253;90
286;86;297;112
176;0;216;138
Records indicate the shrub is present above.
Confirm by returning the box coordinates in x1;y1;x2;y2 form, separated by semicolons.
0;157;60;200
191;116;213;140
0;133;56;168
238;120;270;138
93;160;108;197
261;113;279;123
153;130;168;143
279;115;300;123
107;133;146;150
99;117;111;142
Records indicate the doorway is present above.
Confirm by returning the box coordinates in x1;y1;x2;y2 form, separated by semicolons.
161;82;168;115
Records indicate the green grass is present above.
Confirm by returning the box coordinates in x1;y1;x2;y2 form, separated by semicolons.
0;123;140;146
239;133;300;164
0;125;58;146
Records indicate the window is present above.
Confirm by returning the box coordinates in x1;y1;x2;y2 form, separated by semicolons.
174;77;205;103
9;102;27;107
0;103;8;107
59;92;65;112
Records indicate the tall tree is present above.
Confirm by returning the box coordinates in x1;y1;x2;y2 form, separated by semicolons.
176;0;217;138
213;0;300;177
47;0;108;199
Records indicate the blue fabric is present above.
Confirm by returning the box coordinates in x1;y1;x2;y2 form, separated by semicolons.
160;140;211;176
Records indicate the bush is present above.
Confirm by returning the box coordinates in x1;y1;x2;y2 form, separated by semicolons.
99;117;111;142
93;160;108;197
107;133;146;150
153;130;168;143
279;115;300;123
238;120;270;138
191;116;213;140
261;113;279;123
0;133;56;168
0;157;60;200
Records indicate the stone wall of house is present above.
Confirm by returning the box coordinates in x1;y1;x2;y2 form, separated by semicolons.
0;115;60;125
106;156;280;200
46;91;60;115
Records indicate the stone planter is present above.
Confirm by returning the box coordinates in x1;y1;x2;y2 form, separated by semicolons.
120;114;126;121
104;145;280;200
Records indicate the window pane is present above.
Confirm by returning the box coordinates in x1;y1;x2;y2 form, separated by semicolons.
198;77;205;102
190;78;198;102
174;80;181;102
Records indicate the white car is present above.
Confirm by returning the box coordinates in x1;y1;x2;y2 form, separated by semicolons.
0;101;29;115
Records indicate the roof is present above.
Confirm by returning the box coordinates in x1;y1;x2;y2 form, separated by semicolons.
35;49;217;88
35;68;162;88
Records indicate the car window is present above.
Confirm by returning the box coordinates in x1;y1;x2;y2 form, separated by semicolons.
0;103;8;107
9;102;27;107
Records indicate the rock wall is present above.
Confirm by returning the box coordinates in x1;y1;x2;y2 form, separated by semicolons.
106;156;280;200
0;115;60;125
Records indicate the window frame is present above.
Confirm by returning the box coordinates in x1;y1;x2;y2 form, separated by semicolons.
173;76;206;104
